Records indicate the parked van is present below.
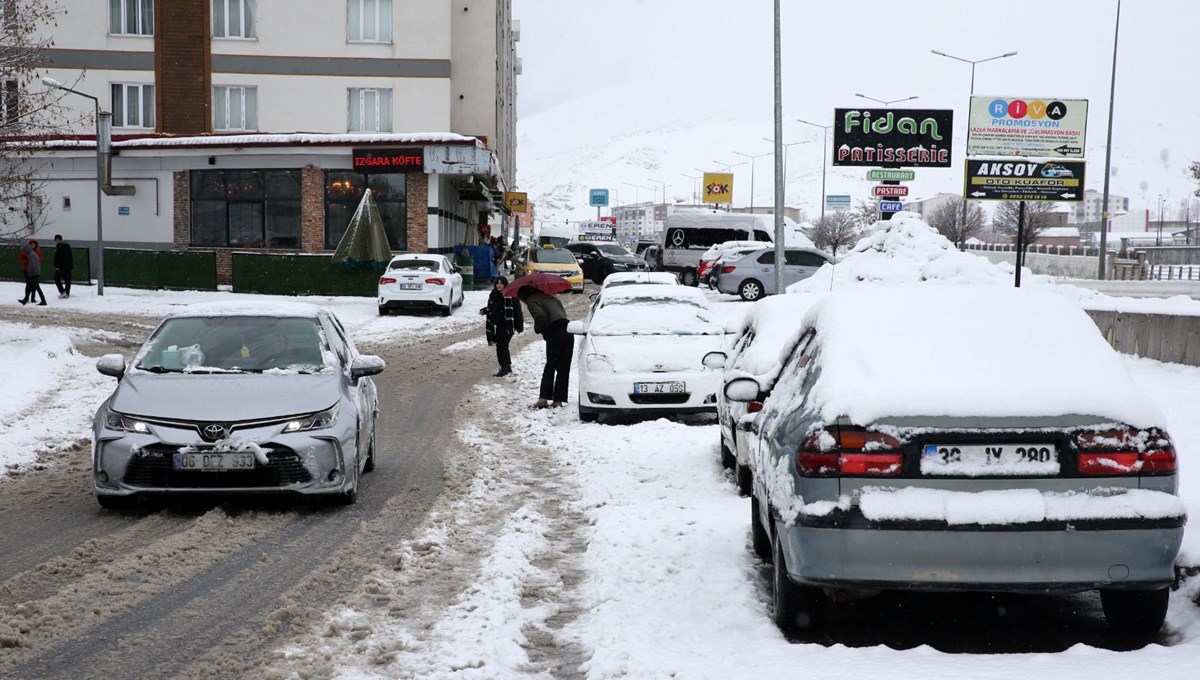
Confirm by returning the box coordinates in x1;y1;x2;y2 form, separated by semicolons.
659;211;803;286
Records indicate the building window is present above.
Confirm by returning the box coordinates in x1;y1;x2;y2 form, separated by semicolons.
109;0;153;36
213;86;257;131
325;171;406;251
212;0;256;39
2;80;18;128
347;88;391;132
190;170;302;248
347;0;392;42
111;83;155;128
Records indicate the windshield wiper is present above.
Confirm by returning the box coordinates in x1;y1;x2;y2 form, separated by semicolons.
139;365;181;373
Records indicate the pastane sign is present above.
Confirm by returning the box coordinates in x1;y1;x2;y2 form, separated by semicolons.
832;108;954;167
967;97;1088;158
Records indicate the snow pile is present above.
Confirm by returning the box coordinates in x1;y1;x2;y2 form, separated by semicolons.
846;487;1187;524
727;292;825;382
789;211;1052;293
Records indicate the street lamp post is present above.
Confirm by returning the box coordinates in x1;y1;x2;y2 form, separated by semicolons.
796;119;832;222
1097;0;1121;279
931;49;1018;248
1157;195;1165;246
647;178;666;205
42;76;106;296
762;138;808;193
732;150;772;213
712;161;747;209
682;173;700;205
854;93;919;107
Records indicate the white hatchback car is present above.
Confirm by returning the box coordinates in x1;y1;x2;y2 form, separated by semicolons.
377;254;464;316
568;284;726;422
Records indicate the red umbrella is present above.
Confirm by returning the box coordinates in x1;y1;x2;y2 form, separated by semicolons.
502;272;573;297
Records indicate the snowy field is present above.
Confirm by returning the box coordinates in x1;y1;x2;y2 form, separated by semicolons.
3;219;1200;677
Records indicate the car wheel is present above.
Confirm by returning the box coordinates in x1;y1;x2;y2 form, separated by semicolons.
1100;587;1170;632
96;494;135;510
679;268;698;287
739;279;764;302
333;465;359;505
751;496;771;560
736;463;752;497
378;306;388;316
363;430;376;474
720;440;735;469
441;303;452;317
771;519;823;632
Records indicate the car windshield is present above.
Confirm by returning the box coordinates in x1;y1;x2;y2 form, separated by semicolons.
135;316;330;373
531;248;576;264
389;259;440;271
596;244;633;257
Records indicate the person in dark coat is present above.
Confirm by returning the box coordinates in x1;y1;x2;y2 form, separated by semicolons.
518;286;573;409
17;238;47;306
479;275;524;377
53;234;73;299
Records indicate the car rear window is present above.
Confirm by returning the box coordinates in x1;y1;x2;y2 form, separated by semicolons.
389;259;439;271
531;249;577;264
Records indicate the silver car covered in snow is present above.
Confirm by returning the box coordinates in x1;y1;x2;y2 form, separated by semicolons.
91;302;384;507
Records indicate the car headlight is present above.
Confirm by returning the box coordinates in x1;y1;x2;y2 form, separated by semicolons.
105;410;150;433
585;354;615;373
283;406;339;433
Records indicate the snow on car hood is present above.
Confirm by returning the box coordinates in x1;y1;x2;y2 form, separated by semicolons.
110;371;342;421
589;334;725;373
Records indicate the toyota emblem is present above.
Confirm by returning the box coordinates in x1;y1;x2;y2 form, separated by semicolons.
202;423;230;441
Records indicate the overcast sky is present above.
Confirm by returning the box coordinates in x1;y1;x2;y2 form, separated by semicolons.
512;0;1200;211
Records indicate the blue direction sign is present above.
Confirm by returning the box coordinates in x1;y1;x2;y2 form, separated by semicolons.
589;188;610;207
879;201;904;213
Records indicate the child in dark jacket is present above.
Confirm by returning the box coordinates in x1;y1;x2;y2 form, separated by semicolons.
479;276;524;376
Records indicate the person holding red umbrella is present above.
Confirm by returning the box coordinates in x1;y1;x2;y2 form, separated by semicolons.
505;273;574;409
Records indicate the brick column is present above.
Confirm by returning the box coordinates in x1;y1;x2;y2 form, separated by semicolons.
301;165;326;253
406;173;429;253
173;171;189;248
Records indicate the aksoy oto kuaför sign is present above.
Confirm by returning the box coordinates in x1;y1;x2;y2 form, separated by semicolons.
832;108;954;168
963;159;1086;203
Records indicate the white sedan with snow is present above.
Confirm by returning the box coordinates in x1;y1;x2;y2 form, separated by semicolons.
568;284;726;422
377;254;464;316
728;285;1186;634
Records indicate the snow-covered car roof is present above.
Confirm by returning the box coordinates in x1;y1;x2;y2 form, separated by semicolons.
589;286;721;336
793;285;1165;428
600;272;678;288
730;292;825;382
163;301;326;319
598;283;708;306
700;240;772;261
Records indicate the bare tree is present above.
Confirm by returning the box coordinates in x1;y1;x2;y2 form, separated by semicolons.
810;211;860;257
926;197;986;248
992;201;1061;249
1;1;69;239
1191;161;1200;197
852;197;881;228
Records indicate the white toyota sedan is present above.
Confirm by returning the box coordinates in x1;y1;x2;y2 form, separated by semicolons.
377;254;464;316
568;284;726;422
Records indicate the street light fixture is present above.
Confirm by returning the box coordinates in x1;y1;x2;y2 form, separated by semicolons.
732;150;772;212
763;137;810;212
1157;194;1166;246
797;118;833;222
854;93;919;107
681;173;700;204
42;76;107;296
647;178;666;205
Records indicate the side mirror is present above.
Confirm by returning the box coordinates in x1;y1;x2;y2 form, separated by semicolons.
97;354;127;379
588;292;599;302
351;355;386;379
702;351;727;370
566;320;587;335
724;377;762;403
452;265;462;273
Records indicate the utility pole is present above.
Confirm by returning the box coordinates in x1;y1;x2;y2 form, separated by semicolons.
797;119;832;223
772;0;784;293
1098;0;1122;279
732;150;772;213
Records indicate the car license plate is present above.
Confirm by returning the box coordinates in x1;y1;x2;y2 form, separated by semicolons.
921;444;1059;476
633;381;685;394
173;452;257;471
399;283;422;290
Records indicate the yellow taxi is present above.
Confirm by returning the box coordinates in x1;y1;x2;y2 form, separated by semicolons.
519;245;585;293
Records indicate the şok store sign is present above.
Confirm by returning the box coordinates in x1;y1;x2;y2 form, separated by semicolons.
832;108;954;168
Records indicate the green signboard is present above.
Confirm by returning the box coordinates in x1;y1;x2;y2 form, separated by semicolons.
866;169;915;182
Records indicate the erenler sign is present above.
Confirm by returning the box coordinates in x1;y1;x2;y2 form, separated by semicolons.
352;148;424;173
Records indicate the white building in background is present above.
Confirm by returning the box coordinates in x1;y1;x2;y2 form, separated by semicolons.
614;202;666;243
22;0;521;281
1070;189;1129;225
904;193;960;220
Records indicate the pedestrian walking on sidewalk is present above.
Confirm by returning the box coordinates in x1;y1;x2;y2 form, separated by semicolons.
17;238;47;306
518;287;573;409
480;275;523;377
53;234;73;299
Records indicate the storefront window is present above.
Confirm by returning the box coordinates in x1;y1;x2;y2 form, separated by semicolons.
324;171;407;250
190;169;301;248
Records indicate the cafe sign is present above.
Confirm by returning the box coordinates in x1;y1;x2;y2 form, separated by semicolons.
352;148;424;173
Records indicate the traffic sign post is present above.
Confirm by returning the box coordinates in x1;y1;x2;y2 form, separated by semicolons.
589;188;610;207
825;194;852;212
963;159;1086;202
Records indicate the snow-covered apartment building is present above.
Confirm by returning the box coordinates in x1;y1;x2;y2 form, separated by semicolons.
24;0;520;281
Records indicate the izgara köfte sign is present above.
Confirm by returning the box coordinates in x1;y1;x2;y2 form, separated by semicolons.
832;108;954;168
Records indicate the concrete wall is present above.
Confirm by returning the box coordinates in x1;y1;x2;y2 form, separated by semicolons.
969;249;1102;279
1086;309;1200;367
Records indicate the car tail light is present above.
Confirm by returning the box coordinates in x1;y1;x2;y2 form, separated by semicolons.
721;266;736;274
1075;428;1176;476
748;401;763;413
379;276;397;285
425;277;446;285
797;427;904;477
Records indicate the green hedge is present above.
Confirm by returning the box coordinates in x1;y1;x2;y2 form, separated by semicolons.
102;249;218;291
232;252;384;296
0;244;92;283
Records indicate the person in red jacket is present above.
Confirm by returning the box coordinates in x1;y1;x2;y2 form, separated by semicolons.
17;238;48;306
